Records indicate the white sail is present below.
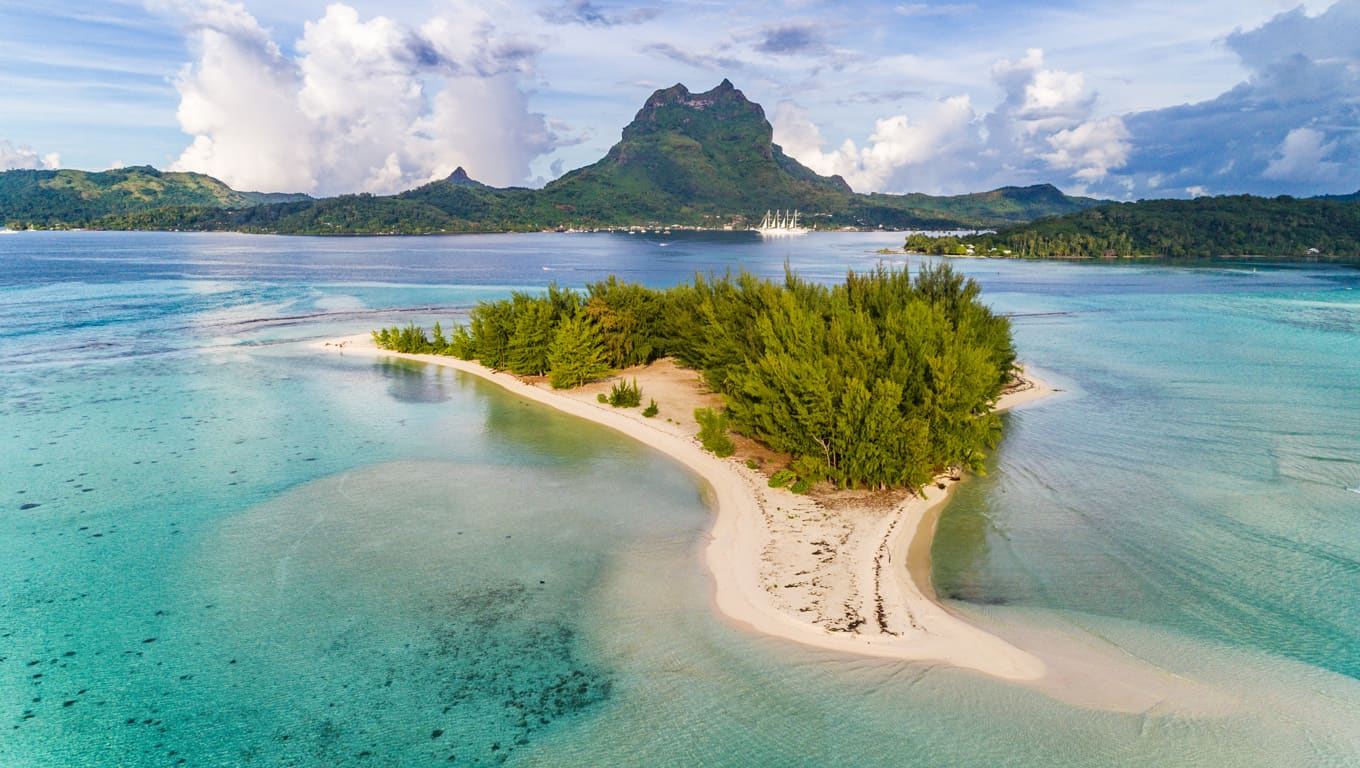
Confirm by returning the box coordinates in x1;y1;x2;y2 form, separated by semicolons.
754;208;809;238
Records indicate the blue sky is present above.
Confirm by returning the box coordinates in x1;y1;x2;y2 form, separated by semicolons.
0;0;1354;199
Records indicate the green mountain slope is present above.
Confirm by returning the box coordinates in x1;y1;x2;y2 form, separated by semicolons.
0;166;309;227
962;195;1360;259
539;79;854;225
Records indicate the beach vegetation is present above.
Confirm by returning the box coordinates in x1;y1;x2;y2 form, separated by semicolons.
372;322;433;354
768;469;796;488
695;407;737;457
607;378;643;407
372;262;1015;491
643;399;659;418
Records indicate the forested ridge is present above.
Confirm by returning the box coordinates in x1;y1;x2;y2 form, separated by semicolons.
956;195;1360;259
374;264;1015;492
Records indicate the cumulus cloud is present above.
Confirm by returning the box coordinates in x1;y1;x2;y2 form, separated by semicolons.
160;0;556;194
0;140;61;171
1041;116;1130;183
774;96;979;193
1263;127;1342;182
774;48;1125;194
1110;0;1360;197
777;2;1357;198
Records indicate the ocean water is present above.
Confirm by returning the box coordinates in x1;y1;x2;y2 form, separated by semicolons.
2;231;1358;766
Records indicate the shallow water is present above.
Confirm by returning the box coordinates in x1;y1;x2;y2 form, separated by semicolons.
3;231;1358;765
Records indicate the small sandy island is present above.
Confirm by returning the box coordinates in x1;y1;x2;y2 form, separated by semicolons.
326;334;1057;680
323;334;1272;715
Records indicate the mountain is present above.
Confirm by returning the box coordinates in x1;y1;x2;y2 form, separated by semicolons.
538;79;853;225
962;195;1360;259
1;80;1102;233
0;166;309;227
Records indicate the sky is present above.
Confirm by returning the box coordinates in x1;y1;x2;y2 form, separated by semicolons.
0;0;1355;199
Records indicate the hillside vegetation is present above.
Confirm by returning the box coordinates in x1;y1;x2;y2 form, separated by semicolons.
959;195;1360;259
0;166;307;228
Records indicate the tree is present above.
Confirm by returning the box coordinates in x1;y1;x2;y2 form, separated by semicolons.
547;315;610;389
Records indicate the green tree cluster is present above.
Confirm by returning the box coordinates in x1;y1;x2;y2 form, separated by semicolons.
964;195;1360;259
372;263;1015;491
903;233;970;255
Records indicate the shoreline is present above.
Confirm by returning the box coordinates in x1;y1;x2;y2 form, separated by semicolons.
329;334;1053;681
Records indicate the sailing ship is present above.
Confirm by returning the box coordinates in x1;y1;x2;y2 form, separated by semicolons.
755;209;809;237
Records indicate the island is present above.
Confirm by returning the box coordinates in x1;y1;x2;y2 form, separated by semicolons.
349;263;1053;678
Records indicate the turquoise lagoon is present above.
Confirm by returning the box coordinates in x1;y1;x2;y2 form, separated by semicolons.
2;231;1358;766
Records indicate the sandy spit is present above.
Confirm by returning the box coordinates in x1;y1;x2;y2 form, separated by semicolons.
323;334;1065;680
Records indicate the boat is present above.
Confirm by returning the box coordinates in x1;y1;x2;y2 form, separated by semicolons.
755;209;809;237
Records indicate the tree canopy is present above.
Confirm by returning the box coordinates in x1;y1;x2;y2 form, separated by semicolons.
373;263;1015;491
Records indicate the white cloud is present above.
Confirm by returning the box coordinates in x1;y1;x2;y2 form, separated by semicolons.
774;95;980;193
774;48;1121;194
894;4;978;17
1263;127;1341;183
160;0;555;194
0;140;61;171
1040;116;1130;183
1111;0;1360;197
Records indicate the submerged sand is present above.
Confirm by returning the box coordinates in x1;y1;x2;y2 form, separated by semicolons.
326;335;1249;713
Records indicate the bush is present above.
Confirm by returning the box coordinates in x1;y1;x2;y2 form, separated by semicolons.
790;478;813;495
642;399;659;418
768;469;796;488
695;407;735;457
597;393;608;403
372;322;432;353
607;377;643;407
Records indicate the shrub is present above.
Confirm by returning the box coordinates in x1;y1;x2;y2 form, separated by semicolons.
372;322;431;353
597;393;608;403
694;407;735;457
790;478;813;494
607;377;643;407
768;469;796;488
642;399;659;418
